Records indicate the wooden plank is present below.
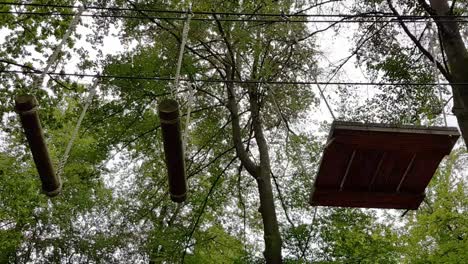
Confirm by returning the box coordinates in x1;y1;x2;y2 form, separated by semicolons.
396;154;417;192
371;151;414;192
343;149;384;191
339;150;356;191
310;121;459;210
333;132;456;153
332;121;460;136
399;154;446;193
310;189;425;209
314;142;353;189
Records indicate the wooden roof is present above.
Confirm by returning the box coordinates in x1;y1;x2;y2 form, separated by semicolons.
309;121;460;210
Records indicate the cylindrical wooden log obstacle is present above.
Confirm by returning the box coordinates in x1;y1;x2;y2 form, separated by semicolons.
15;95;62;197
158;99;187;203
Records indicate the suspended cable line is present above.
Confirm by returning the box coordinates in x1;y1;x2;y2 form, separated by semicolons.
56;77;99;179
1;69;462;86
1;10;467;23
0;10;449;23
31;6;84;90
2;2;468;20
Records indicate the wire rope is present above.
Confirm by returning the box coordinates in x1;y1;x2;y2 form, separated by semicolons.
430;26;448;127
1;10;467;23
1;2;468;20
56;77;99;178
1;70;461;86
31;6;84;90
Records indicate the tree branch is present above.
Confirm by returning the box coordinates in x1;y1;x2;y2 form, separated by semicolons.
225;68;258;176
387;0;453;82
182;156;237;262
271;172;295;228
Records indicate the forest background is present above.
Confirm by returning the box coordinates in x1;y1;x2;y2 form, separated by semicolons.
0;0;467;263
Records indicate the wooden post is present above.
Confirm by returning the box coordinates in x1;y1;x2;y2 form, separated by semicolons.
158;99;187;203
15;95;61;197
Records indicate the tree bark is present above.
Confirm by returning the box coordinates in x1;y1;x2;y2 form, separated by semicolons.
225;64;282;263
427;0;468;146
249;87;283;264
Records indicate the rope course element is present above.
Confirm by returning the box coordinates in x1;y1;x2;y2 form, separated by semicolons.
0;2;468;23
159;9;193;204
1;2;468;21
12;6;85;197
177;10;195;167
56;77;99;179
31;6;84;90
430;27;448;127
172;11;192;97
1;70;462;86
2;10;467;23
15;95;62;196
314;76;337;120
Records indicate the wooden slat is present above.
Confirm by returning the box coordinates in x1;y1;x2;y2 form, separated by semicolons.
343;149;384;191
314;142;353;189
310;189;425;209
333;132;455;153
332;121;460;136
399;154;446;193
371;151;414;192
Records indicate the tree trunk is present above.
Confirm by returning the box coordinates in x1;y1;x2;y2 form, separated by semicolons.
256;167;283;263
225;65;282;263
429;0;468;147
249;88;283;264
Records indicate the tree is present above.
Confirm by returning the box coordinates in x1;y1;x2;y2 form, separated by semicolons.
98;1;317;262
399;149;468;263
1;0;467;263
316;209;399;263
352;0;468;145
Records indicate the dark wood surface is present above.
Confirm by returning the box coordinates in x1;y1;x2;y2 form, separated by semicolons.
15;95;62;197
310;121;460;209
159;99;187;203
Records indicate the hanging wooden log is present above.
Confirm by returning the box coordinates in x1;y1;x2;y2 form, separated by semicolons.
158;99;187;203
15;95;62;197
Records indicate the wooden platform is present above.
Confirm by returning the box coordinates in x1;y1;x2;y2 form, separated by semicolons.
309;121;460;210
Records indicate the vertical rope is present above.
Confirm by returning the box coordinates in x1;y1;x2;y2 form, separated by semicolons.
283;10;336;121
183;82;195;149
314;77;336;120
33;6;84;90
56;78;99;178
172;11;192;97
431;27;448;127
171;11;194;153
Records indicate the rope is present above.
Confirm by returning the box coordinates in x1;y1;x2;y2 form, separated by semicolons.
56;78;99;178
4;10;467;23
32;6;84;90
281;18;325;242
171;10;194;153
284;11;336;121
2;3;468;21
172;11;192;96
431;27;448;127
3;70;462;86
315;77;337;120
183;82;195;148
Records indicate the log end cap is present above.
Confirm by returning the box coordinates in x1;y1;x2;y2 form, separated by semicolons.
43;183;62;197
15;95;38;113
170;193;186;203
159;99;179;121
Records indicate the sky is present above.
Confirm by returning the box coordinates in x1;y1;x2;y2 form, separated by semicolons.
1;2;465;255
0;0;462;211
